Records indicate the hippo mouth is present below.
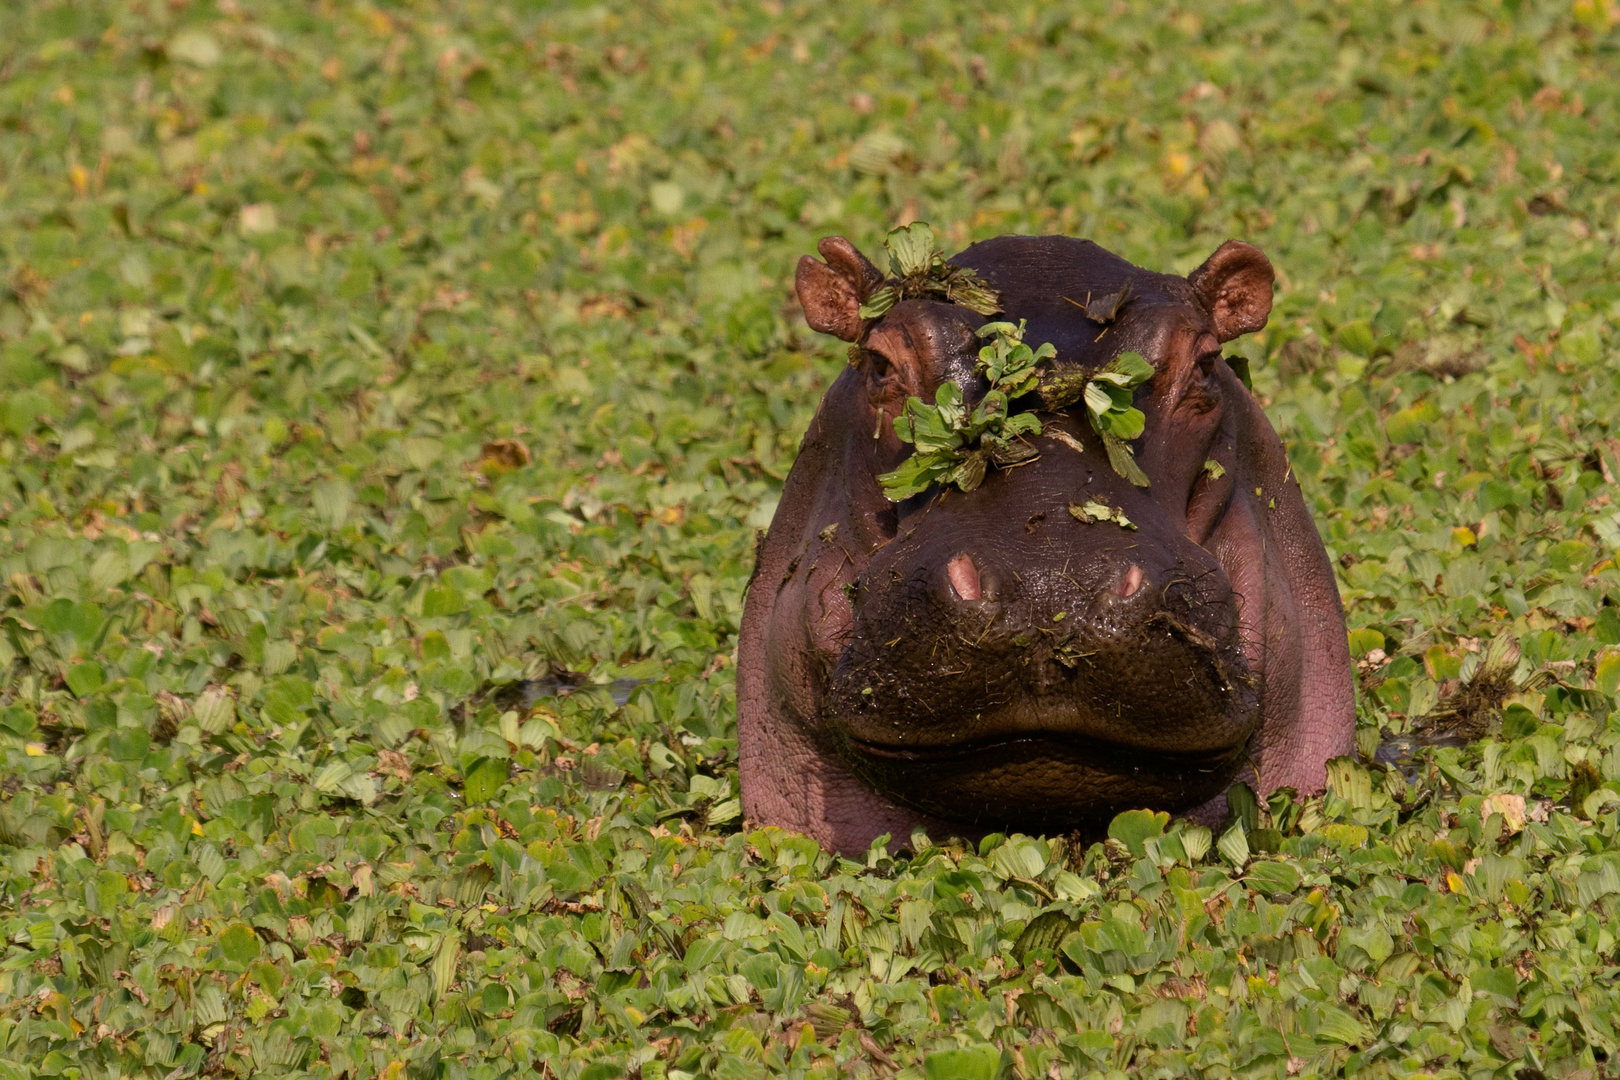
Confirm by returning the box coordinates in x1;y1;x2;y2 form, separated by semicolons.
846;730;1246;769
832;719;1254;832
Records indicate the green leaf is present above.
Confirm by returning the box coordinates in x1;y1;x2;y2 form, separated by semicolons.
1310;1004;1371;1046
66;661;104;697
924;1045;1004;1080
1596;651;1620;697
1077;352;1154;486
1108;808;1169;857
1101;434;1150;488
1347;628;1385;658
1246;860;1303;894
432;933;462;1003
878;453;949;501
1102;405;1145;440
1179;825;1212;863
108;727;150;762
859;285;899;320
879;321;1048;501
948;450;989;492
1083;381;1113;417
886;221;939;278
1217;822;1250;868
1069;500;1136;529
219;923;261;965
422;585;466;617
463;756;507;804
1109;351;1154;384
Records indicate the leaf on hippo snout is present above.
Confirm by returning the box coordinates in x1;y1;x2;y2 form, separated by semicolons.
987;438;1039;467
1068;500;1135;530
1101;433;1151;488
878;451;954;502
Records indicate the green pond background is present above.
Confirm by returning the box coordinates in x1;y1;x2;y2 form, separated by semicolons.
3;1;1620;1078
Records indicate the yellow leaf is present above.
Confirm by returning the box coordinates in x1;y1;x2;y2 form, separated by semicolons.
1595;650;1620;697
1451;525;1477;548
1481;793;1527;835
1446;872;1466;894
24;743;46;757
191;819;205;836
69;164;89;197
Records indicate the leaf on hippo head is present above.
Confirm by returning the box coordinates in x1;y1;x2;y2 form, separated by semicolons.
1081;352;1154;487
1065;281;1136;326
948;450;989;492
945;275;1003;317
885;221;940;278
1099;350;1154;385
858;284;899;320
1101;405;1146;441
986;438;1039;466
879;321;1048;501
866;222;1002;318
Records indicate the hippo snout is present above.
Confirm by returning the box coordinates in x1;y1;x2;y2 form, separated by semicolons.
822;491;1260;829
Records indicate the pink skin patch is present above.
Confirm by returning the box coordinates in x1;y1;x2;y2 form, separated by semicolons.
1116;564;1144;599
947;554;981;601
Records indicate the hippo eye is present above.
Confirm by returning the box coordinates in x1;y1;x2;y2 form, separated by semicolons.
859;348;900;387
1179;346;1224;415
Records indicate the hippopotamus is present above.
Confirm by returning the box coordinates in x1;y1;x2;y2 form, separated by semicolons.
737;230;1355;854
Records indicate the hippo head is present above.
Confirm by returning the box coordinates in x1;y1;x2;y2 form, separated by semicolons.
738;233;1354;853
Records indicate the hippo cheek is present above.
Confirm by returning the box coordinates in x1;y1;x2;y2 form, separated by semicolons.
823;477;1260;829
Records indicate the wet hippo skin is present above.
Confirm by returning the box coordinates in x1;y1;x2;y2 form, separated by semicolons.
738;233;1355;854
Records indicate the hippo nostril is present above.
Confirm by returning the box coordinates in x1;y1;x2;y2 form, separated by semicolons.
947;554;982;602
1115;565;1144;599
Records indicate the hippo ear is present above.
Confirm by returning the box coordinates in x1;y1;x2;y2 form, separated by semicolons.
796;237;886;342
1189;240;1275;342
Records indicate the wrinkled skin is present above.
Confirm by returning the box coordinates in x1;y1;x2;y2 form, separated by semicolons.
738;234;1355;854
